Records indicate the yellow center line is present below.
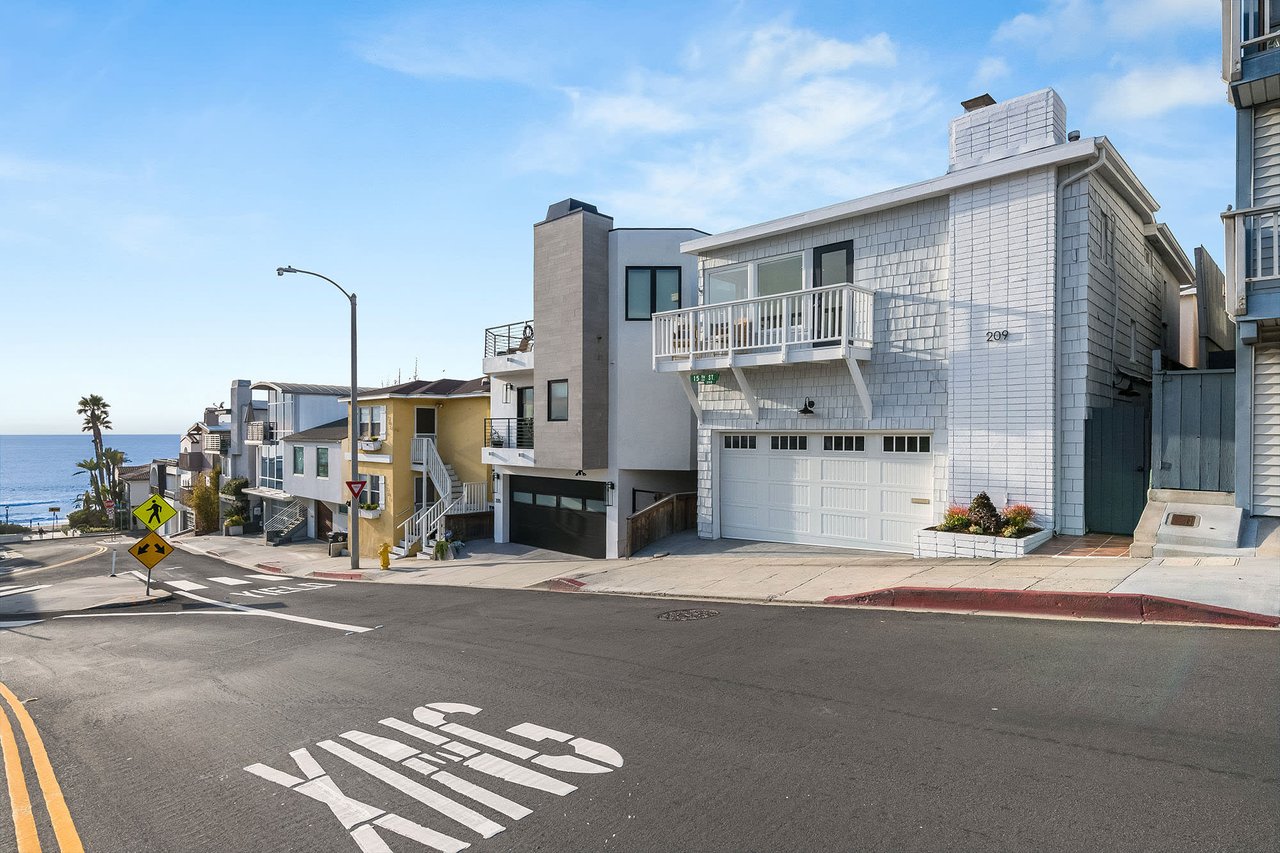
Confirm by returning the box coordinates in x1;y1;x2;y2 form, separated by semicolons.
0;682;83;853
5;546;108;579
0;700;41;852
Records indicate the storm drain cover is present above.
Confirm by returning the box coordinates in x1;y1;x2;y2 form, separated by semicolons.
657;608;720;621
1168;513;1198;528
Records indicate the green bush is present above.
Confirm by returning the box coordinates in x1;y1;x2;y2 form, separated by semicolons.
0;523;31;534
967;492;1001;535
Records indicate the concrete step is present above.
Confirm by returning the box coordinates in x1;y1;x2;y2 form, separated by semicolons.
1156;503;1243;549
1153;543;1257;558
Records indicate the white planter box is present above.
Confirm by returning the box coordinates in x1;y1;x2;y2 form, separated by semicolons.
914;527;1052;559
223;525;244;536
358;508;382;519
358;439;383;452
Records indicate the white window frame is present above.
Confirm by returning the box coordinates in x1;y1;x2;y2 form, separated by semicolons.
292;445;305;475
703;251;807;304
358;405;387;440
315;447;329;479
360;474;384;508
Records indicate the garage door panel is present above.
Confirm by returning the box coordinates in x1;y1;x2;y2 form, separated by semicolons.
820;513;868;539
769;482;810;505
769;508;810;532
819;458;867;483
880;490;925;514
881;459;928;486
769;457;809;479
879;518;917;547
820;485;867;511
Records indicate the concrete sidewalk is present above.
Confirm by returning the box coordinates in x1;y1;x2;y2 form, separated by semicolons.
0;574;171;617
175;532;1280;627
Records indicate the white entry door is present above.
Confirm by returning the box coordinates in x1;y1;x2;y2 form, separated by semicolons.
718;433;934;552
1254;345;1280;517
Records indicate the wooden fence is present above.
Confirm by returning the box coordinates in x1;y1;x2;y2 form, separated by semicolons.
1151;368;1235;492
623;492;697;557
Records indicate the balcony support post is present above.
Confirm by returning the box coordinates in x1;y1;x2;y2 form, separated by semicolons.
678;373;703;421
731;366;760;422
843;354;873;419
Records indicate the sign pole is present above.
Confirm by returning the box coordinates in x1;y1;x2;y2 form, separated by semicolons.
110;550;117;577
145;566;152;596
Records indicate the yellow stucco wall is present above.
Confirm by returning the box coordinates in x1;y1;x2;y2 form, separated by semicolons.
346;394;489;558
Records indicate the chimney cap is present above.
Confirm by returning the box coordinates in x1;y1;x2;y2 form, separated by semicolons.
960;93;997;112
1067;129;1081;141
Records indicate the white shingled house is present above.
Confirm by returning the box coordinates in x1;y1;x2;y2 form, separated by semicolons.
653;88;1194;554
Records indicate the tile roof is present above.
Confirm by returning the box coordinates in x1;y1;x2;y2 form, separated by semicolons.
355;377;490;399
285;418;349;443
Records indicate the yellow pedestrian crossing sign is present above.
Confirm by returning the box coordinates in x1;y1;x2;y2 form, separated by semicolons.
128;530;174;570
134;494;176;531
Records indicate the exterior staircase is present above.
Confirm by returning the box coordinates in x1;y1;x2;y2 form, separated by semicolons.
265;498;308;545
392;439;488;558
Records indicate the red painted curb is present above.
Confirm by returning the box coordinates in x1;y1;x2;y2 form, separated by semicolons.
548;577;587;593
254;563;284;573
312;570;364;581
823;587;1280;628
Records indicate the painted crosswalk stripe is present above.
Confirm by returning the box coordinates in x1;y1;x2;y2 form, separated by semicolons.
245;573;287;580
207;576;252;586
0;585;48;599
164;580;208;591
170;589;375;633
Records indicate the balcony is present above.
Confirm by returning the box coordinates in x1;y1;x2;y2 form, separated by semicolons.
481;417;535;467
245;421;277;444
652;284;874;373
1225;2;1280;106
177;452;207;472
482;319;534;376
1222;204;1280;316
202;433;228;453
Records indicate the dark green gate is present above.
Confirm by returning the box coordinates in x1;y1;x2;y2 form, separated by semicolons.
1084;406;1150;535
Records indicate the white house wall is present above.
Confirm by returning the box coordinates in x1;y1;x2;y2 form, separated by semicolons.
609;229;701;472
693;197;952;538
945;167;1058;528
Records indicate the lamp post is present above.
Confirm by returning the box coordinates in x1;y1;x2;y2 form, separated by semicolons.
276;265;360;570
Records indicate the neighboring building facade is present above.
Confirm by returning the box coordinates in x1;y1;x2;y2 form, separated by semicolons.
345;378;492;559
1222;2;1280;519
147;457;181;537
280;418;348;541
483;199;705;558
242;381;352;541
118;464;151;531
658;89;1192;553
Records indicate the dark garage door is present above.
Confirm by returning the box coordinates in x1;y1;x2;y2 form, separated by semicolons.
510;475;607;558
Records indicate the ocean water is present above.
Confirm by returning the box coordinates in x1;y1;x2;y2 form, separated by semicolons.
0;434;180;525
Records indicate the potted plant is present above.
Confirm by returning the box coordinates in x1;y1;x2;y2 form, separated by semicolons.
358;436;383;452
358;502;382;519
223;514;246;536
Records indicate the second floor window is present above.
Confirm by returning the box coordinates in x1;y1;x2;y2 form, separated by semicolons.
359;474;384;508
292;446;305;475
626;267;682;320
316;447;329;478
358;405;386;439
548;380;569;421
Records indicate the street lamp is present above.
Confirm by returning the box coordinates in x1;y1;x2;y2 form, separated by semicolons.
276;265;360;570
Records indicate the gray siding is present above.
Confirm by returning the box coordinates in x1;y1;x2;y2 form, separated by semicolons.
532;208;612;470
1151;369;1235;492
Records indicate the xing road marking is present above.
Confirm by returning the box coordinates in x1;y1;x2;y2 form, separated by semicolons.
246;573;289;580
163;580;208;591
245;701;622;852
0;680;84;853
207;576;252;586
230;582;336;598
170;589;375;633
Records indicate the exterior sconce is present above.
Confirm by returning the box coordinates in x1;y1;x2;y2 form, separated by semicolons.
492;470;501;482
605;481;615;506
798;399;815;415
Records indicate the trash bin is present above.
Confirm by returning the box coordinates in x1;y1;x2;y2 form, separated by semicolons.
327;530;348;557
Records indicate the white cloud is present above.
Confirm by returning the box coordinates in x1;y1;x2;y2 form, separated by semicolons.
994;0;1217;58
971;57;1011;89
1092;63;1222;121
566;90;696;135
1105;0;1218;35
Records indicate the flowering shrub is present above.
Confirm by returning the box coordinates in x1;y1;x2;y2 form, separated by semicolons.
934;498;1039;538
938;505;970;532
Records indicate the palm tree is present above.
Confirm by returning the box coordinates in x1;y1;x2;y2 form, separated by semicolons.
101;447;128;505
72;458;102;514
76;395;112;510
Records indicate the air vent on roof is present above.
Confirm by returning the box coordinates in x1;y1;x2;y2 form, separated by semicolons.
961;93;996;112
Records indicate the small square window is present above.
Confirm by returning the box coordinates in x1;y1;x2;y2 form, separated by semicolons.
547;380;569;421
560;496;584;510
770;435;807;451
292;445;305;475
316;447;329;478
513;491;533;504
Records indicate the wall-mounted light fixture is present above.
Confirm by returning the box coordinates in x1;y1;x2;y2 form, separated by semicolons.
502;383;511;404
605;481;616;506
798;398;815;415
574;469;586;477
492;470;501;482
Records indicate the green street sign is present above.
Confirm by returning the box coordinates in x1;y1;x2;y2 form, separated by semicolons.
690;372;720;385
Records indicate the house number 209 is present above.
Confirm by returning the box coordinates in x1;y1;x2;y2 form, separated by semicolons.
985;330;1009;342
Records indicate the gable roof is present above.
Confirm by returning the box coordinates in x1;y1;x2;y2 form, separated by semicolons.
285;418;349;443
349;377;491;402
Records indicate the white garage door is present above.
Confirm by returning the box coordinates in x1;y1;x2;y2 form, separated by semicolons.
719;433;934;552
1254;345;1280;517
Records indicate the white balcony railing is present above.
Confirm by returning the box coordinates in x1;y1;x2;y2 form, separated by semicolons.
652;283;873;371
1222;203;1280;316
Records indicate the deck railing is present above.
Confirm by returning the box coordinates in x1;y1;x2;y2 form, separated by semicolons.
484;320;534;358
484;417;534;449
652;284;873;366
1222;202;1280;315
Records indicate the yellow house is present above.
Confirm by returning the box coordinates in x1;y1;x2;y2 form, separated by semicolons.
343;377;492;559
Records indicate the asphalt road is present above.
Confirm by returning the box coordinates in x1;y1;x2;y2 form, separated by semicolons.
0;543;1276;852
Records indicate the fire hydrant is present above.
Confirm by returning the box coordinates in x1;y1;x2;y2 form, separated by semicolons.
377;541;391;570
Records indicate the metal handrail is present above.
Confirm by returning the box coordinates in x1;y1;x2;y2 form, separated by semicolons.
484;319;534;358
484;417;533;449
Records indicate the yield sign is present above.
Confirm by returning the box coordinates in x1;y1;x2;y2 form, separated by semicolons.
345;480;366;500
128;530;173;570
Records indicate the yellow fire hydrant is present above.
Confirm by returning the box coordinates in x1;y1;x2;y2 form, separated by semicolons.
377;541;391;570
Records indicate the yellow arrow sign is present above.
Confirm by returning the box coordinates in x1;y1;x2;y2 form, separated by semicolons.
128;531;174;570
133;494;176;531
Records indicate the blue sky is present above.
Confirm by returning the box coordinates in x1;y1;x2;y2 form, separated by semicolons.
0;0;1229;434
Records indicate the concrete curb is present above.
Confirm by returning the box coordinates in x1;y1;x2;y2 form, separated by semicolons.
822;587;1280;628
312;570;367;581
0;588;173;620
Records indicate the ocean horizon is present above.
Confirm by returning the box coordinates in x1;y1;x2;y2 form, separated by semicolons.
0;434;181;525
